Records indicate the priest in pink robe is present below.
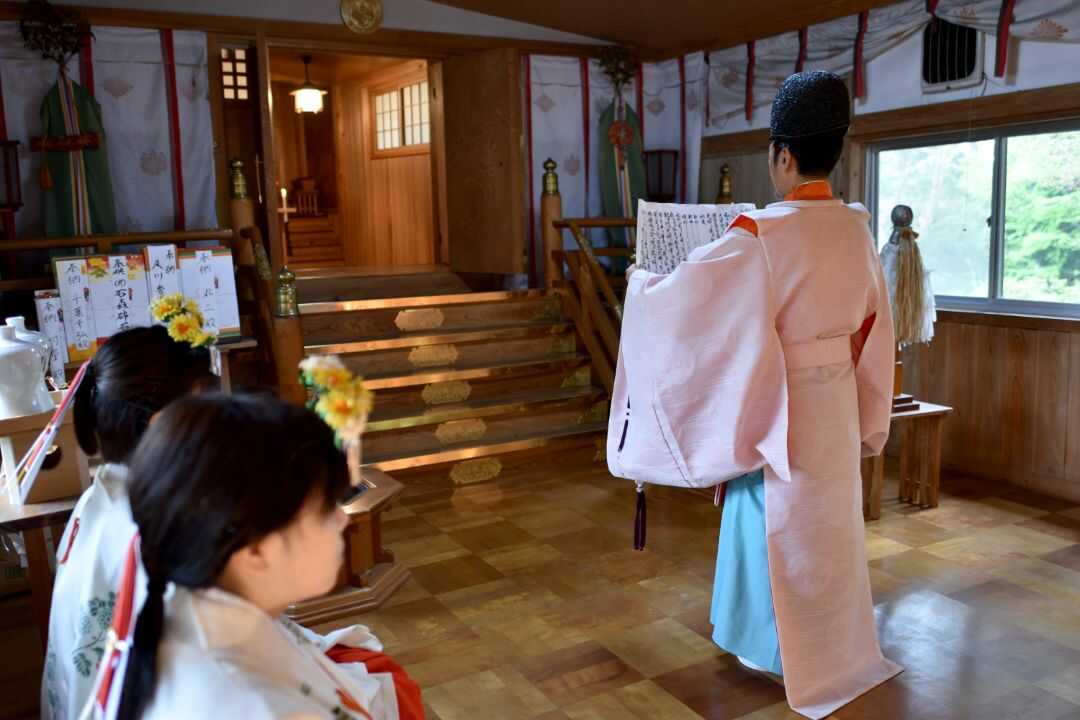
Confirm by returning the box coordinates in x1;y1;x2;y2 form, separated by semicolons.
608;70;902;719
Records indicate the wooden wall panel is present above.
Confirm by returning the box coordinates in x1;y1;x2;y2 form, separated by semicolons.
272;81;306;190
333;64;435;268
1032;332;1070;480
1065;335;1080;493
443;48;525;274
901;313;1080;503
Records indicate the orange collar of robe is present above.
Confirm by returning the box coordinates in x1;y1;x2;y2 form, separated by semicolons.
784;180;834;201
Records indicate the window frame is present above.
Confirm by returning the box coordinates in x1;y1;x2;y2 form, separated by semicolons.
219;46;252;103
867;118;1080;319
370;72;431;159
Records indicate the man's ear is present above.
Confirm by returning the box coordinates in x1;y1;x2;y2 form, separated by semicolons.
777;146;792;171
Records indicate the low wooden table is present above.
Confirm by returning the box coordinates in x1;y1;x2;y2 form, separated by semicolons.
0;495;78;648
862;401;954;521
209;336;258;392
286;469;408;625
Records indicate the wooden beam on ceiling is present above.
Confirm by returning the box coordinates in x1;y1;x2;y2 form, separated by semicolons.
848;82;1080;141
429;0;901;58
0;2;600;59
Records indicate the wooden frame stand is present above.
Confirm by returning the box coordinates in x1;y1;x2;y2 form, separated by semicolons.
862;401;953;521
285;470;408;625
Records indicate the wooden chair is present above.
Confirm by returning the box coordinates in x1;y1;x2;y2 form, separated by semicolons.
293;177;320;217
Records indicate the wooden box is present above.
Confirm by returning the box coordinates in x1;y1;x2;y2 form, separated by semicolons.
0;394;89;505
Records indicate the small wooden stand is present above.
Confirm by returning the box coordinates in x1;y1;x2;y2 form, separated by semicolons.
285;469;408;625
0;392;89;505
0;495;78;649
862;401;953;521
892;350;919;413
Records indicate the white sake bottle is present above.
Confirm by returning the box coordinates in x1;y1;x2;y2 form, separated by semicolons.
0;326;54;421
4;316;50;378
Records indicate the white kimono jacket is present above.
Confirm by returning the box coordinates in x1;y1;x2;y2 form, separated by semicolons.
47;465;413;720
84;586;400;720
43;463;143;720
608;182;902;719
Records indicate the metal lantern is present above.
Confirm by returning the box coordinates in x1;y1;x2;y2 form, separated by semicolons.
0;140;23;211
291;56;327;114
643;149;677;202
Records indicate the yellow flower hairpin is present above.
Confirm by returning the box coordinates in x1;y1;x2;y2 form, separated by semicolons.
150;293;215;348
299;355;375;490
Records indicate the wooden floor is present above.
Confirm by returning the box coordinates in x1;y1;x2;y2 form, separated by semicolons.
5;448;1080;719
312;449;1080;720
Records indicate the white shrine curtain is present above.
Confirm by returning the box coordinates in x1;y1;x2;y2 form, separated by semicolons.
170;31;216;231
91;27;173;234
640;52;706;204
706;0;1080;129
527;54;586;266
91;27;216;233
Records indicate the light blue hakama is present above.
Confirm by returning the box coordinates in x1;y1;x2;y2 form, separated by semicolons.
710;470;783;675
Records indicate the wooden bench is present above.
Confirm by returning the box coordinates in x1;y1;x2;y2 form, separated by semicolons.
862;401;954;521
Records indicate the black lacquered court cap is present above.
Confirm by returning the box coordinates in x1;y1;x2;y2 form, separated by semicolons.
770;71;850;141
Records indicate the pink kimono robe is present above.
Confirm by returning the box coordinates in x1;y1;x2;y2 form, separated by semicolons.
608;181;902;719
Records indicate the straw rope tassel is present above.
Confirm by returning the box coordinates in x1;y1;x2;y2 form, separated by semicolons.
894;228;929;346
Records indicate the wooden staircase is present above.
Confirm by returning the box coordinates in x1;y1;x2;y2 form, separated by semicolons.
296;270;608;486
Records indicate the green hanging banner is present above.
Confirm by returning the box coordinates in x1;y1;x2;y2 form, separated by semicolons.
597;99;645;269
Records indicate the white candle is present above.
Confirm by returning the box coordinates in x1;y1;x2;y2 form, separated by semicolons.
280;187;287;205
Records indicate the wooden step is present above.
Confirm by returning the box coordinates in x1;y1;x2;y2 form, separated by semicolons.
365;422;606;473
307;323;575;376
296;272;470;304
367;385;604;431
364;395;607;460
301;292;562;346
370;357;593;417
300;288;549;315
363;353;588;391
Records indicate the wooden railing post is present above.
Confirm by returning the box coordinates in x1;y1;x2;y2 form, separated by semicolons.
540;158;563;288
272;266;306;405
228;158;256;243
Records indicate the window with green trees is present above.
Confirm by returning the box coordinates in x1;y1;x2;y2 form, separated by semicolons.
872;125;1080;315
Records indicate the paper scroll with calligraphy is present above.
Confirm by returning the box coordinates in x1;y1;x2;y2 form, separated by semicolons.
33;290;69;382
635;201;756;275
143;244;181;304
51;258;98;362
178;247;240;338
87;255;152;340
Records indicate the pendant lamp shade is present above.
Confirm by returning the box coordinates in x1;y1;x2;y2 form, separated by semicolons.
291;56;327;114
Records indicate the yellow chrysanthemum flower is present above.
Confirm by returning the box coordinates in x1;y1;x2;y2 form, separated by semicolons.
313;380;372;432
311;365;352;390
190;330;216;348
167;313;196;343
150;293;185;322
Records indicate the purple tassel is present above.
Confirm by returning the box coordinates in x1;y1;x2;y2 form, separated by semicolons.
633;483;647;551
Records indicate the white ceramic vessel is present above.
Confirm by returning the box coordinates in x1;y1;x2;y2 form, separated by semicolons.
0;326;54;421
4;316;50;376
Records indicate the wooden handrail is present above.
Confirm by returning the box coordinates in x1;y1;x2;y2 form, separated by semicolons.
559;218;627;321
539;161;635;396
552;218;636;230
0;228;234;253
0;228;238;294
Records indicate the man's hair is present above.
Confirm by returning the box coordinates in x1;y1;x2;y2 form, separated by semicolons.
771;129;846;177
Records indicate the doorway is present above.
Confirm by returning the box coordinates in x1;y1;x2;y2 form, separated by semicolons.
267;49;441;271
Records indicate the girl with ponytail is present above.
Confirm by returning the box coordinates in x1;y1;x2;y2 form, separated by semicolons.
43;326;215;720
86;393;421;720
